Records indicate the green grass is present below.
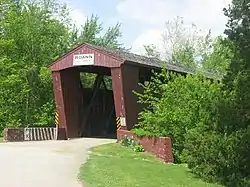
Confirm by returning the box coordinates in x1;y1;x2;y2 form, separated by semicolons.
79;143;223;187
0;137;3;143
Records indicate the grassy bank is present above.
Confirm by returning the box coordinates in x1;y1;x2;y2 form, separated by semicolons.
79;143;223;187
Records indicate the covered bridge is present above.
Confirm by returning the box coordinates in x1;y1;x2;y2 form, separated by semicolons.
49;43;194;139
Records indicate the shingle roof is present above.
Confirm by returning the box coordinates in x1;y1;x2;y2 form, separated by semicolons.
50;42;221;79
86;43;220;78
86;43;197;75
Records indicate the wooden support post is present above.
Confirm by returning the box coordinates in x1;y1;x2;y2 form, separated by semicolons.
111;67;127;130
52;69;80;139
111;65;141;130
52;71;67;135
121;64;141;130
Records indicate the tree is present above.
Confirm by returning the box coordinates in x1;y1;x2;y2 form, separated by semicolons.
220;1;250;183
219;0;250;135
202;37;234;75
75;14;126;50
0;0;72;128
143;17;213;69
0;0;125;132
162;16;212;68
143;17;233;75
223;0;250;91
144;44;161;59
185;1;250;186
133;69;222;163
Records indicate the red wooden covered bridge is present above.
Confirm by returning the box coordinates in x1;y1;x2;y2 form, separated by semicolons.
49;43;195;139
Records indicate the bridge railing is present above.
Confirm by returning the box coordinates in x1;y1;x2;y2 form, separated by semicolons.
4;127;58;142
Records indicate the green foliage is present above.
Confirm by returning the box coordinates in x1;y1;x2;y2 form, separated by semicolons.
178;1;250;186
0;0;72;130
120;136;145;152
185;125;250;186
132;144;145;152
171;44;197;68
131;128;156;137
134;66;250;185
222;0;250;124
133;1;250;186
135;67;250;185
0;0;125;133
134;69;222;162
202;37;234;76
75;14;127;51
143;17;232;74
162;16;213;68
144;44;161;59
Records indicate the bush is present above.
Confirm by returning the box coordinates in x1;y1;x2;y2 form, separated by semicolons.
184;74;250;186
133;144;145;152
134;69;222;162
185;125;250;186
134;68;250;185
131;128;156;137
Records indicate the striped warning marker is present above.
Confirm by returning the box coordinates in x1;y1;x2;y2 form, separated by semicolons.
116;117;121;130
55;111;59;126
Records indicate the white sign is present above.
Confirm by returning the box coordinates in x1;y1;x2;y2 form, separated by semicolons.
73;54;94;66
120;117;126;126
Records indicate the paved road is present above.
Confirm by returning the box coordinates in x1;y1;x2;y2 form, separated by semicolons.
0;138;115;187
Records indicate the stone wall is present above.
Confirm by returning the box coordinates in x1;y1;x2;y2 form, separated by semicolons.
117;129;174;163
4;128;24;142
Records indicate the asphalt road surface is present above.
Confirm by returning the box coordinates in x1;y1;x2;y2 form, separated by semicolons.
0;138;115;187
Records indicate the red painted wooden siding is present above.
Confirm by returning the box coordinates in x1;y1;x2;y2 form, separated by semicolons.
111;68;126;118
121;64;142;130
52;71;67;130
50;44;123;71
52;69;81;138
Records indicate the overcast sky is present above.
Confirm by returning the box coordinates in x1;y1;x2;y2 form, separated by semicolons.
60;0;232;55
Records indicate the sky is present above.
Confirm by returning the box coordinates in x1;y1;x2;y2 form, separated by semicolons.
60;0;232;55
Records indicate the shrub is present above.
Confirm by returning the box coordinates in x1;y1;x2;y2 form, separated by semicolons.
184;73;250;186
134;68;250;185
185;124;250;186
134;69;222;162
133;145;145;152
131;128;156;137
